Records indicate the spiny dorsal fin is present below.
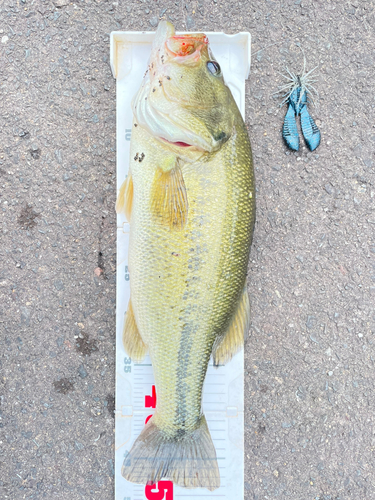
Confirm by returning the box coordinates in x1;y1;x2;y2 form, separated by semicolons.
116;173;134;222
123;299;147;362
151;163;188;230
213;287;250;366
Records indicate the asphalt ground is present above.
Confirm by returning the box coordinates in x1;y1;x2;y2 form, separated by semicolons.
0;0;374;499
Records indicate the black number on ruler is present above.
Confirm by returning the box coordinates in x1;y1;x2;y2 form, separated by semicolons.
125;265;129;281
125;129;131;141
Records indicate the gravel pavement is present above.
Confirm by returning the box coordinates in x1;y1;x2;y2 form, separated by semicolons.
1;0;374;499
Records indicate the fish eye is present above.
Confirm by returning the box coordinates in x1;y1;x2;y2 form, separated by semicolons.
206;61;221;76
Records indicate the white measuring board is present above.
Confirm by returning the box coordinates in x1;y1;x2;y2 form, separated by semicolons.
110;29;251;500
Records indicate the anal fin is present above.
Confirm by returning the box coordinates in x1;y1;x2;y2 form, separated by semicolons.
116;173;133;222
213;287;250;366
123;299;147;362
151;163;188;230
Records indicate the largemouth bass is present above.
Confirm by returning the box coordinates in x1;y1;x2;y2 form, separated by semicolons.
117;21;255;491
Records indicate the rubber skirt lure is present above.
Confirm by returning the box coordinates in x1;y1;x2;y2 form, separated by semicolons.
278;57;321;152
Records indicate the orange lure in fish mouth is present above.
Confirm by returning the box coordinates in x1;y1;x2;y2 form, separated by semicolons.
165;34;208;61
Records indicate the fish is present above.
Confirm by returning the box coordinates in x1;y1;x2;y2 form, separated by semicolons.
116;20;255;491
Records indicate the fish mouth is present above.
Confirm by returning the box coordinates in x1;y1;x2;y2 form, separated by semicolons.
160;137;193;148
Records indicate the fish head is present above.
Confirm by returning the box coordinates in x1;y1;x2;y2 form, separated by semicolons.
133;21;235;153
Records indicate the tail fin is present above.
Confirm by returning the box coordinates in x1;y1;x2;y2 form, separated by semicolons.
121;415;220;491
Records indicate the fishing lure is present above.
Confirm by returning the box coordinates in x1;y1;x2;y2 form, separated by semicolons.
278;58;321;152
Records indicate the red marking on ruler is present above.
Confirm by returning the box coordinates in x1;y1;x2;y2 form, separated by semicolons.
145;481;173;500
145;385;156;424
145;385;157;408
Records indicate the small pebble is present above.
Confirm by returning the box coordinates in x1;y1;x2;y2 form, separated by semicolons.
54;280;64;291
53;0;69;6
149;17;158;27
78;364;88;379
186;15;195;29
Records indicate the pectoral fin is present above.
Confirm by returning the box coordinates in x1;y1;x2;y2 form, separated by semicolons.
213;287;250;366
151;164;188;230
116;173;133;222
123;299;147;362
